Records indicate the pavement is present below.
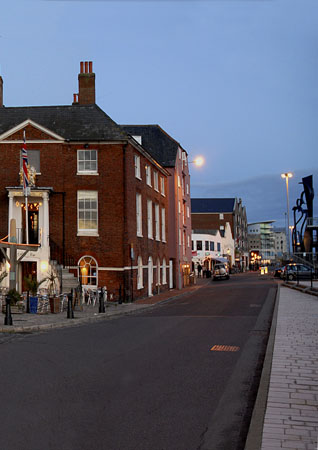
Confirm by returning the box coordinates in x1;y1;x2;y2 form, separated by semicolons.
1;274;317;449
245;279;318;450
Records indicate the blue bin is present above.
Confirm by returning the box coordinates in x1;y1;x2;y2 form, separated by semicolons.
30;296;38;314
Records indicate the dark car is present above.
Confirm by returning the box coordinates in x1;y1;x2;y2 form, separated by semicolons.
282;263;314;281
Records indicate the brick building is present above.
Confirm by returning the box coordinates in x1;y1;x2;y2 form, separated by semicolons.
191;198;249;270
0;62;170;300
121;125;192;289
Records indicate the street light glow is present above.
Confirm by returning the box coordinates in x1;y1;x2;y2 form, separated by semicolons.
281;172;293;179
193;156;204;167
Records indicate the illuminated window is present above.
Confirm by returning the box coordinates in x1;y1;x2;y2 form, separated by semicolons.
78;255;98;286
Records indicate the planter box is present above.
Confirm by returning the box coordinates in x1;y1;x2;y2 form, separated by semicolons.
49;297;60;314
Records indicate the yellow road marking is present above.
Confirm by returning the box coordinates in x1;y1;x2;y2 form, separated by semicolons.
210;345;240;352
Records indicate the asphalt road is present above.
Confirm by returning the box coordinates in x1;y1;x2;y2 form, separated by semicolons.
0;273;276;450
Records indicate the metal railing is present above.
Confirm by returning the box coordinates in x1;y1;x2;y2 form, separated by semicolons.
49;237;76;268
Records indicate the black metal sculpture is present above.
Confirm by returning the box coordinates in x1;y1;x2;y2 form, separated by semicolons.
292;175;314;254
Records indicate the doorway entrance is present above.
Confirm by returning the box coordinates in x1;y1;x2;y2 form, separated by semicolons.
21;261;37;292
22;204;39;244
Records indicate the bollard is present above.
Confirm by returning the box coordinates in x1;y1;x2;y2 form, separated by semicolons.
118;285;122;304
4;295;13;326
67;293;74;319
26;290;30;314
99;290;105;313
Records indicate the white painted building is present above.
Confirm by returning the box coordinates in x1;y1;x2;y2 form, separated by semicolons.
191;222;234;272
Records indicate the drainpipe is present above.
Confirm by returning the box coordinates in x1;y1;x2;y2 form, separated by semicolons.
123;143;128;302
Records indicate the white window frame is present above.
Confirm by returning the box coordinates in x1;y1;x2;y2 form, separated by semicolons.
161;208;166;242
20;149;41;175
136;193;143;237
187;206;190;218
77;191;98;236
155;203;160;241
162;258;167;285
77;149;98;175
153;170;159;192
147;200;153;239
157;258;161;285
137;256;143;289
78;255;98;287
146;165;152;186
160;177;165;196
134;155;141;180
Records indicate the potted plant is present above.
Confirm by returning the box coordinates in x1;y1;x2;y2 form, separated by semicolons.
24;275;46;314
2;288;23;314
46;270;60;313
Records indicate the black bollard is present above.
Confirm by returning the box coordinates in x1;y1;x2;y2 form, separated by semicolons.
26;290;30;314
4;295;13;326
99;290;105;313
67;293;74;319
118;285;122;304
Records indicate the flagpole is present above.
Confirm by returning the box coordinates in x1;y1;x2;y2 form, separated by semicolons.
22;130;29;245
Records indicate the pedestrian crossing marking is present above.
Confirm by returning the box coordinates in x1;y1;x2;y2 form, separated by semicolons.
210;345;240;352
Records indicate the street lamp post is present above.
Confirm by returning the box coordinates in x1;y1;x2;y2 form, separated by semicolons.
281;172;293;258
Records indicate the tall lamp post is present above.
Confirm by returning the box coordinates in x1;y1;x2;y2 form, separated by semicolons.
281;172;293;258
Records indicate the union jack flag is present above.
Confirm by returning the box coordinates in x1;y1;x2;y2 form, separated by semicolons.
22;130;29;195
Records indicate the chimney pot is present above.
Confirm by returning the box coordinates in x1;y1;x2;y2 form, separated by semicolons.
77;62;95;105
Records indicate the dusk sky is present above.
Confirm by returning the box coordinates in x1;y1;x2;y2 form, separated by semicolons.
0;0;317;227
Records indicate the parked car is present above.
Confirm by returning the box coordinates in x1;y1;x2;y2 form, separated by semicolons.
282;263;314;281
213;263;230;281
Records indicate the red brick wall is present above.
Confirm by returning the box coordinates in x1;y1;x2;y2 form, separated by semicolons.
191;213;234;236
0;125;169;300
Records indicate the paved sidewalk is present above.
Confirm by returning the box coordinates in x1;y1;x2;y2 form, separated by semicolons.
0;278;209;333
247;284;318;450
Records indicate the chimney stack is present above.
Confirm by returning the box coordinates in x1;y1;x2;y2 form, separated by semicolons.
0;76;3;107
76;61;95;105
